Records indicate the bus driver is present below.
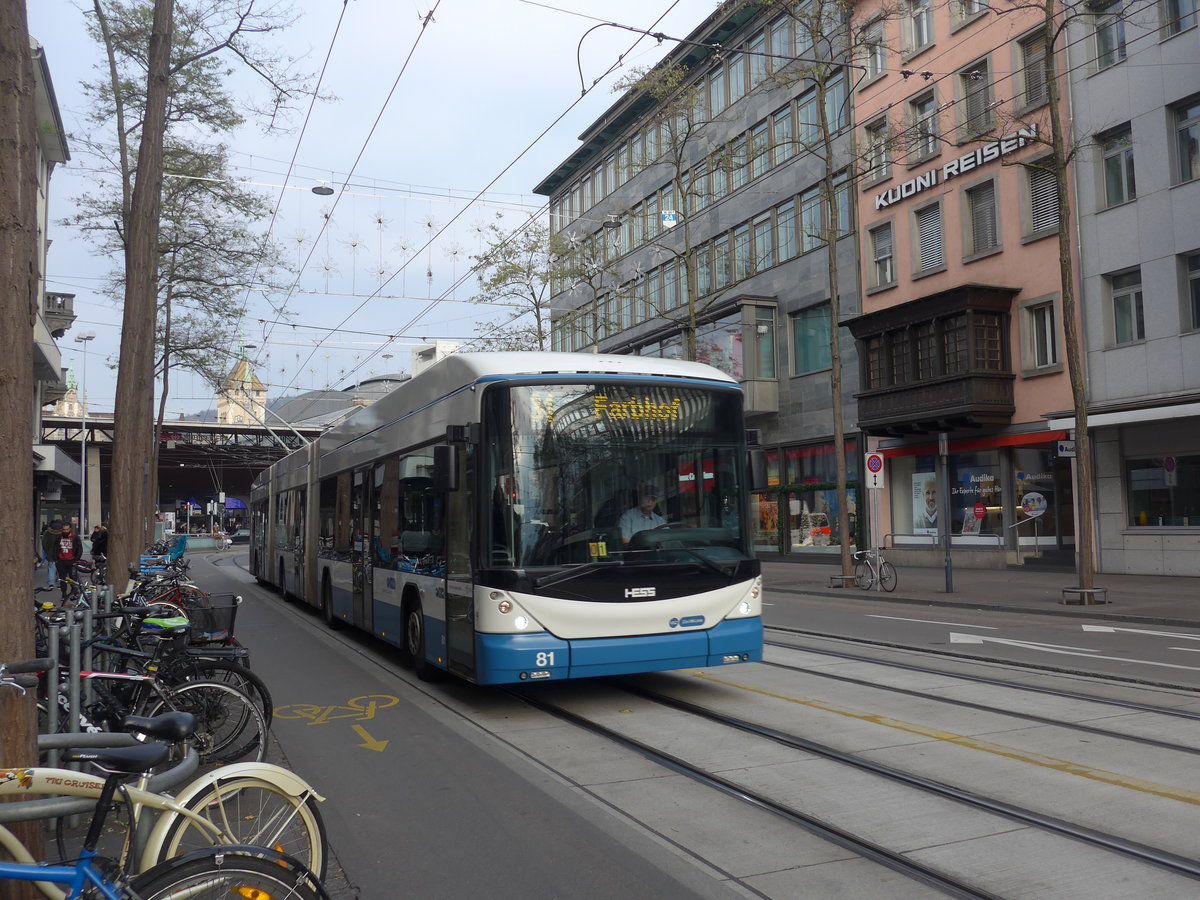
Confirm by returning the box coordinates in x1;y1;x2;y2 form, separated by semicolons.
619;485;665;545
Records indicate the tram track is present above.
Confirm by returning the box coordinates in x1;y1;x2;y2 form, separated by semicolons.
507;674;1200;898
762;635;1200;758
766;628;1200;719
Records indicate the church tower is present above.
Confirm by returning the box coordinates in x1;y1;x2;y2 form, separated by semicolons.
216;351;266;425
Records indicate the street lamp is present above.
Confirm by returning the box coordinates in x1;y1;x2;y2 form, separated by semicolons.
74;332;96;532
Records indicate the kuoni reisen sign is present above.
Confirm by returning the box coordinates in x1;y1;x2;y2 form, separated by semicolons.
874;124;1039;211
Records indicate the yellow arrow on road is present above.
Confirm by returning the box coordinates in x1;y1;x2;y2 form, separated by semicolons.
351;724;388;752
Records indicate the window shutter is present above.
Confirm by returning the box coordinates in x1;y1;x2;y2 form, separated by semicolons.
1029;166;1059;232
916;206;943;270
873;224;893;261
970;182;998;252
1022;34;1047;105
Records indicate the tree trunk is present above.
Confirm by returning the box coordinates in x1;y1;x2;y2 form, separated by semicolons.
1044;0;1095;590
0;0;47;879
109;0;175;581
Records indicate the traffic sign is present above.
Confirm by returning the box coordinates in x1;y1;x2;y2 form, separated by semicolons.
864;452;885;490
661;210;679;229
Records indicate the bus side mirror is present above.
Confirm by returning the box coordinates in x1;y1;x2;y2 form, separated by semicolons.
749;450;768;492
433;444;458;492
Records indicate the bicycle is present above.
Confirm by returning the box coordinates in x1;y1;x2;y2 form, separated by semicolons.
0;661;329;899
853;547;897;592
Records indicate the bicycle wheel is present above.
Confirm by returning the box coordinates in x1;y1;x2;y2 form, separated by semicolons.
853;561;873;590
158;775;327;880
131;846;326;899
168;658;273;726
147;681;267;764
879;561;898;592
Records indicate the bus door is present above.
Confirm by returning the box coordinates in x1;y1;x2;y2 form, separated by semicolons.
351;468;374;631
443;443;475;680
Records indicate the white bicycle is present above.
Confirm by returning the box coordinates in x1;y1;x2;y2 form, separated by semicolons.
853;548;898;592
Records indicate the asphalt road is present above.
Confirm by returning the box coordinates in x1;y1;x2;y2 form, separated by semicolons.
201;555;741;900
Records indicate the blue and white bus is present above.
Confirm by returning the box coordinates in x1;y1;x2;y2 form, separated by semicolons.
249;352;762;684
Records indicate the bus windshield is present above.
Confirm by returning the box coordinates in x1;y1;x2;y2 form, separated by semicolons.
482;382;750;569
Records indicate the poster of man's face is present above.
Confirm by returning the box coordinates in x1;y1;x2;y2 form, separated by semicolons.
913;475;938;534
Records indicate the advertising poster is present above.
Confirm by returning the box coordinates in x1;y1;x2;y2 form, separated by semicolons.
912;474;938;534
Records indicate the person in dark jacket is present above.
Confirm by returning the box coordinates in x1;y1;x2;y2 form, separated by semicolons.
41;519;63;588
89;524;109;585
54;524;84;599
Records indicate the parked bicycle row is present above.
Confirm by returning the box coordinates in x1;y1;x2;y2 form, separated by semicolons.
1;552;332;898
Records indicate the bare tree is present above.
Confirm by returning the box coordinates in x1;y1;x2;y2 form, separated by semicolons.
469;216;561;351
83;0;311;578
0;0;45;875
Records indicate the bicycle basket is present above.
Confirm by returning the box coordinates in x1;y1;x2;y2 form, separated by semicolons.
181;593;241;644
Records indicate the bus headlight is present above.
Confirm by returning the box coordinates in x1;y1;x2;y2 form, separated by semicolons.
738;600;752;616
497;599;513;614
514;615;530;631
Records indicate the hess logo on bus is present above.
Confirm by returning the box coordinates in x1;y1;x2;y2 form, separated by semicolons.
624;587;656;598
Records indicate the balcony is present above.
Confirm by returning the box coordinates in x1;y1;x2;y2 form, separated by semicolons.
43;292;76;338
847;283;1019;437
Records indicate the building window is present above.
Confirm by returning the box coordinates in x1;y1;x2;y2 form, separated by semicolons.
869;222;895;288
914;203;944;274
748;33;768;87
799;185;822;253
733;225;752;281
751;122;770;179
753;215;774;272
909;90;939;161
1176;98;1200;183
953;0;985;25
1163;0;1198;34
772;107;794;165
1023;299;1059;369
864;118;891;181
862;20;886;80
959;59;993;138
1187;252;1200;330
1111;269;1145;344
1026;162;1060;236
965;180;999;256
793;304;832;375
904;0;934;53
1100;126;1136;206
1126;456;1200;526
974;313;1005;370
1093;0;1127;69
797;89;818;146
777;200;797;261
753;306;777;379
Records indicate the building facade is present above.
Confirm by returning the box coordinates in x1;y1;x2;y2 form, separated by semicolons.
1047;0;1200;574
29;39;77;536
848;0;1077;565
535;3;864;555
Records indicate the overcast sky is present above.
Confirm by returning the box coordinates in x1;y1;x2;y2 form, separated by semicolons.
27;0;714;416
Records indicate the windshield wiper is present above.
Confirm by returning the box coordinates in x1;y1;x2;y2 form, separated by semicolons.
533;559;624;589
670;547;740;578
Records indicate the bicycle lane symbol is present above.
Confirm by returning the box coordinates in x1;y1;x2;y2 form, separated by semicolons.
275;694;399;752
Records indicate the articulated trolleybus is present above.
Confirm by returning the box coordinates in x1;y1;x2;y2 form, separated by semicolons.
249;352;762;684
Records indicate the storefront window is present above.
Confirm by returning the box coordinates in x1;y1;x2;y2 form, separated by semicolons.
949;450;1001;539
1126;455;1200;526
1012;448;1057;544
751;492;779;551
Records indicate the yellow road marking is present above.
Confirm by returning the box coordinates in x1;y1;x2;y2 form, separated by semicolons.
695;671;1200;806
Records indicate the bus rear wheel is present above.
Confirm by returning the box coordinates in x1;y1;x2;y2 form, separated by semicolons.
404;600;437;681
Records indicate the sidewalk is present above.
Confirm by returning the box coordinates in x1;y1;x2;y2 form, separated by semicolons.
759;556;1200;627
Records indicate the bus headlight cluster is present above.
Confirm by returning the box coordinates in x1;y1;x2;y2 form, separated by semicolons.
738;600;752;616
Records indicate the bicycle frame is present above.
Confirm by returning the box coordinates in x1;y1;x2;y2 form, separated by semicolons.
0;854;124;900
0;766;222;886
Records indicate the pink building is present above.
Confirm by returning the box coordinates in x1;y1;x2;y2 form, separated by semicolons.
848;0;1078;564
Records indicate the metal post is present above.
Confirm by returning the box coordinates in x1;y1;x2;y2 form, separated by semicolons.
940;433;953;593
47;624;60;767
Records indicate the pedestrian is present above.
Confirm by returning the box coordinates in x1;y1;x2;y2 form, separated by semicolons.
90;522;110;584
41;519;63;588
54;523;84;600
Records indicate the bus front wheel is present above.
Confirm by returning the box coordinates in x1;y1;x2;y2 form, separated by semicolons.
404;600;436;681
